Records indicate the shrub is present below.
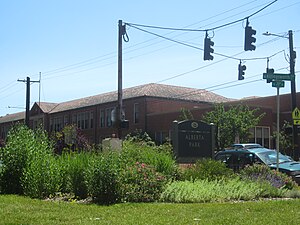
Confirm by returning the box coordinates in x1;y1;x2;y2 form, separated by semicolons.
22;154;62;198
121;140;178;179
160;178;265;203
56;152;91;199
180;158;234;181
0;124;36;194
118;162;167;202
21;127;62;198
239;164;298;190
87;152;121;205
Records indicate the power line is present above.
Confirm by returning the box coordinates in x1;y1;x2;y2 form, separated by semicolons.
125;0;277;32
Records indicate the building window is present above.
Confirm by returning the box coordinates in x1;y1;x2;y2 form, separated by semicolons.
134;103;139;124
1;126;9;139
90;112;94;129
64;115;69;125
106;108;114;127
249;126;270;148
50;117;63;132
72;112;93;130
100;110;105;128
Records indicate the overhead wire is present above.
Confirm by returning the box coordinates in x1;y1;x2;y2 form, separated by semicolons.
125;0;277;32
1;0;298;114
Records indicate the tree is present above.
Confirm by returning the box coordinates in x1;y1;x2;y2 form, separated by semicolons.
178;108;194;121
202;103;265;150
272;120;293;155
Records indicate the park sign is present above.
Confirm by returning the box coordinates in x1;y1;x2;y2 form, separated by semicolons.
172;120;215;163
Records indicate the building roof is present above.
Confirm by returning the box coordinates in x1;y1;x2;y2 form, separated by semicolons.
0;83;234;122
49;83;234;113
0;111;25;123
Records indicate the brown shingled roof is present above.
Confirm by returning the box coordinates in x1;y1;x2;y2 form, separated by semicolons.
0;83;234;121
0;111;25;123
50;83;233;113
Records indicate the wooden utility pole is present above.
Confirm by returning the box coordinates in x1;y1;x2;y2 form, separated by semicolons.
117;20;123;138
289;30;298;160
18;76;40;127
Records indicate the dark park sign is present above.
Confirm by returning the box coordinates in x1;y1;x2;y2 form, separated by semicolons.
172;120;215;163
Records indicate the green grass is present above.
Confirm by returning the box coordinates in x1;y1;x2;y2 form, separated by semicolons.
1;195;300;225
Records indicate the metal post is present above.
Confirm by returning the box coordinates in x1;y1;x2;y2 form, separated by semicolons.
276;86;280;170
117;20;123;139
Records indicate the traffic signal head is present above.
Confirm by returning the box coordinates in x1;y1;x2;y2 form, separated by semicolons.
204;33;214;61
244;20;256;51
238;63;246;80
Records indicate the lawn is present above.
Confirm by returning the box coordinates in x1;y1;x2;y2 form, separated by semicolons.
1;195;300;225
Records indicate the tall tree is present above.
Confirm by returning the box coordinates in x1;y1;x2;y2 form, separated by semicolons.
202;103;265;150
178;108;194;121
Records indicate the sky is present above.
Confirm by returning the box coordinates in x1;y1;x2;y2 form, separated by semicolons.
1;0;300;117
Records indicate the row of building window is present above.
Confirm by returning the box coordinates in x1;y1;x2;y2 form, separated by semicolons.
49;103;140;132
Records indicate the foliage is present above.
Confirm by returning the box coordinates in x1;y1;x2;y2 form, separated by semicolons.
202;103;265;150
57;152;92;199
22;154;62;199
121;139;178;179
125;129;155;146
0;138;5;148
178;107;194;121
118;162;167;202
52;124;91;154
160;178;273;203
180;158;234;181
87;152;121;205
0;124;37;194
239;164;298;190
271;120;293;155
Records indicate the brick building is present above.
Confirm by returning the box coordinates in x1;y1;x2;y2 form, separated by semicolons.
0;83;299;152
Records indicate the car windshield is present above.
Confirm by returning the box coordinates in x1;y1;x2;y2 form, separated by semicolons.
256;150;293;165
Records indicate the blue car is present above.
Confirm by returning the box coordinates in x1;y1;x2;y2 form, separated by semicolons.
215;147;300;184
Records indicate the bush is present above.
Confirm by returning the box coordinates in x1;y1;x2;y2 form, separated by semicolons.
180;158;234;181
121;140;178;179
20;127;62;198
160;178;265;203
56;152;91;199
239;164;298;190
0;124;37;194
118;162;167;202
87;152;120;205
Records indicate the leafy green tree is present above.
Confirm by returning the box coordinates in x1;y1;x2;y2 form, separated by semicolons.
272;120;293;155
202;104;265;150
178;108;194;121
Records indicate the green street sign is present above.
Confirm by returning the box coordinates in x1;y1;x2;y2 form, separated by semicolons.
272;80;285;88
263;73;295;81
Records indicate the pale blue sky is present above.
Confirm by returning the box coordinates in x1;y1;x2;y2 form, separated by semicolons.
1;0;300;116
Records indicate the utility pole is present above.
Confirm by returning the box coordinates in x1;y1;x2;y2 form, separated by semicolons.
18;76;40;127
117;20;123;138
289;30;298;160
263;30;297;160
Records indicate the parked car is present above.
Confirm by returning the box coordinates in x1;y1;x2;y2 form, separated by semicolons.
215;147;300;184
231;143;263;149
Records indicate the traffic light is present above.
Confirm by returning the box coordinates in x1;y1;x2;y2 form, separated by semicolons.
203;32;214;61
238;62;246;80
264;68;274;83
244;19;256;51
